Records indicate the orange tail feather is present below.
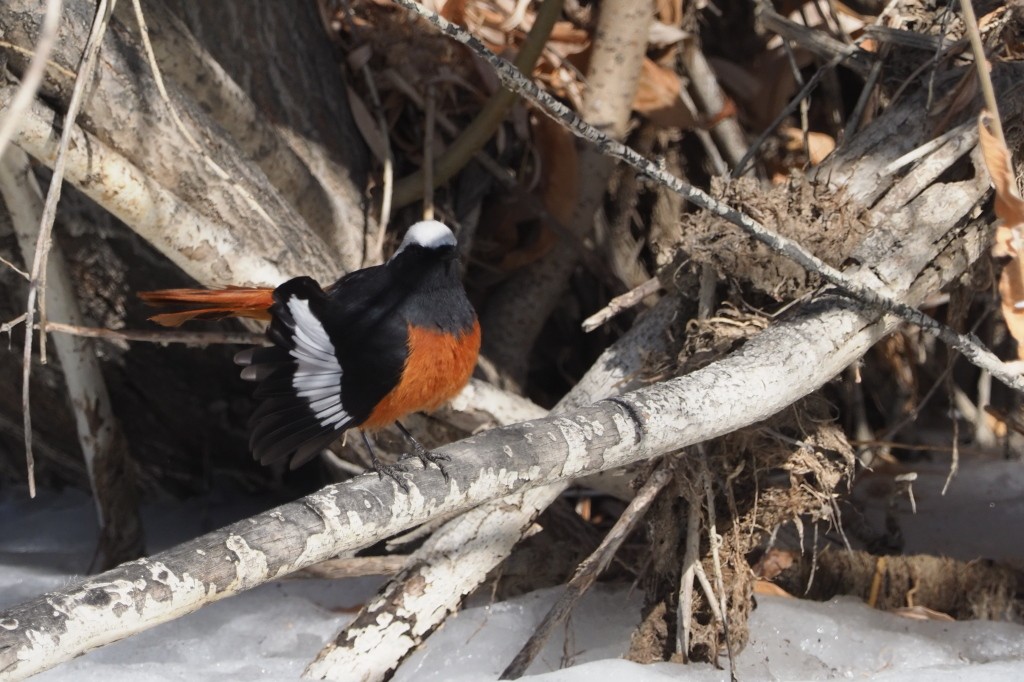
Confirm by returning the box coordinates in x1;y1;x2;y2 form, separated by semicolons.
138;286;274;327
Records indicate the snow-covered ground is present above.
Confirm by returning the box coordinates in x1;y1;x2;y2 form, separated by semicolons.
2;460;1024;681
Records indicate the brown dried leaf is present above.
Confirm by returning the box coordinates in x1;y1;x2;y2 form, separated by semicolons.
890;606;955;622
496;114;578;272
979;111;1024;229
440;0;470;25
979;110;1024;356
632;59;697;130
753;580;794;597
783;127;836;165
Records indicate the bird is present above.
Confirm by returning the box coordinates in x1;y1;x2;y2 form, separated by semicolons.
139;220;480;487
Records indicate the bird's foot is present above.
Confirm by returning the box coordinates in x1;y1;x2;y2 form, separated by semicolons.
402;440;451;483
395;421;451;482
371;457;411;492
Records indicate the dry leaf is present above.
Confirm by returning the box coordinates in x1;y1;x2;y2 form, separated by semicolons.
632;59;697;130
783;127;837;165
496;114;578;272
439;0;470;25
890;605;955;622
754;580;794;597
979;110;1024;356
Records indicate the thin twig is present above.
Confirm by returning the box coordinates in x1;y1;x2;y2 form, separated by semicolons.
40;321;265;346
581;276;662;332
734;48;848;178
959;0;1004;145
677;489;701;659
499;463;673;679
392;0;1024;397
361;63;394;264
0;38;77;80
0;0;63;158
0;254;30;280
844;47;885;140
699;452;736;681
2;313;28;336
390;0;564;209
423;85;436;221
22;0;116;498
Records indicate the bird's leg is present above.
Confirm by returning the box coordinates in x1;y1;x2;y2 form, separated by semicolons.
395;421;451;482
361;431;410;492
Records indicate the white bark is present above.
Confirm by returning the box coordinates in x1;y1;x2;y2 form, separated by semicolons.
0;148;141;567
304;294;681;681
111;0;368;270
300;51;1004;674
0;180;989;677
0;225;978;680
0;0;358;285
0;87;331;287
441;379;548;433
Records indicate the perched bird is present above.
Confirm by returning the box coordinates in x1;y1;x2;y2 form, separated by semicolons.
140;220;480;485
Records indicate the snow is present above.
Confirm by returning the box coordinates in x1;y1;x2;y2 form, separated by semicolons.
3;464;1024;681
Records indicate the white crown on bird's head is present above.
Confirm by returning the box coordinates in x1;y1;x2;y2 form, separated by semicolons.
392;220;457;259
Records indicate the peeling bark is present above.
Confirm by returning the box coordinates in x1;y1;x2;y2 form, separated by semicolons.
0;148;142;569
304;294;685;681
0;0;368;285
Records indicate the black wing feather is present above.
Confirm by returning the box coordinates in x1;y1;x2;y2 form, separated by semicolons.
235;277;355;467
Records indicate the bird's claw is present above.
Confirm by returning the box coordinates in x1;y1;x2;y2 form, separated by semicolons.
402;443;452;482
372;458;411;492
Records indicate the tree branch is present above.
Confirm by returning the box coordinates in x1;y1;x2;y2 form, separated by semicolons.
0;190;988;676
391;0;1024;396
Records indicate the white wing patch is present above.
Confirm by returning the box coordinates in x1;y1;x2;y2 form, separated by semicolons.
287;297;349;427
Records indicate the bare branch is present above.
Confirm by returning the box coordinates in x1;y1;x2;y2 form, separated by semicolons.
40;322;265;347
0;147;142;567
19;0;115;497
0;0;61;156
391;0;1024;395
0;253;959;678
499;463;673;679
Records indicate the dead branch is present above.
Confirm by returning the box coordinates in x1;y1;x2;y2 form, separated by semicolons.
0;147;141;568
0;0;60;156
109;0;369;269
0;87;327;287
499;464;673;679
0;209;977;678
0;184;989;676
0;0;352;285
292;556;408;581
440;378;548;433
393;0;1024;396
303;293;682;682
582;277;662;332
14;0;114;498
756;3;873;77
38;322;265;347
776;549;1019;620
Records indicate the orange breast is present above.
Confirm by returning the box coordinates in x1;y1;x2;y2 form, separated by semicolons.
361;320;481;429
